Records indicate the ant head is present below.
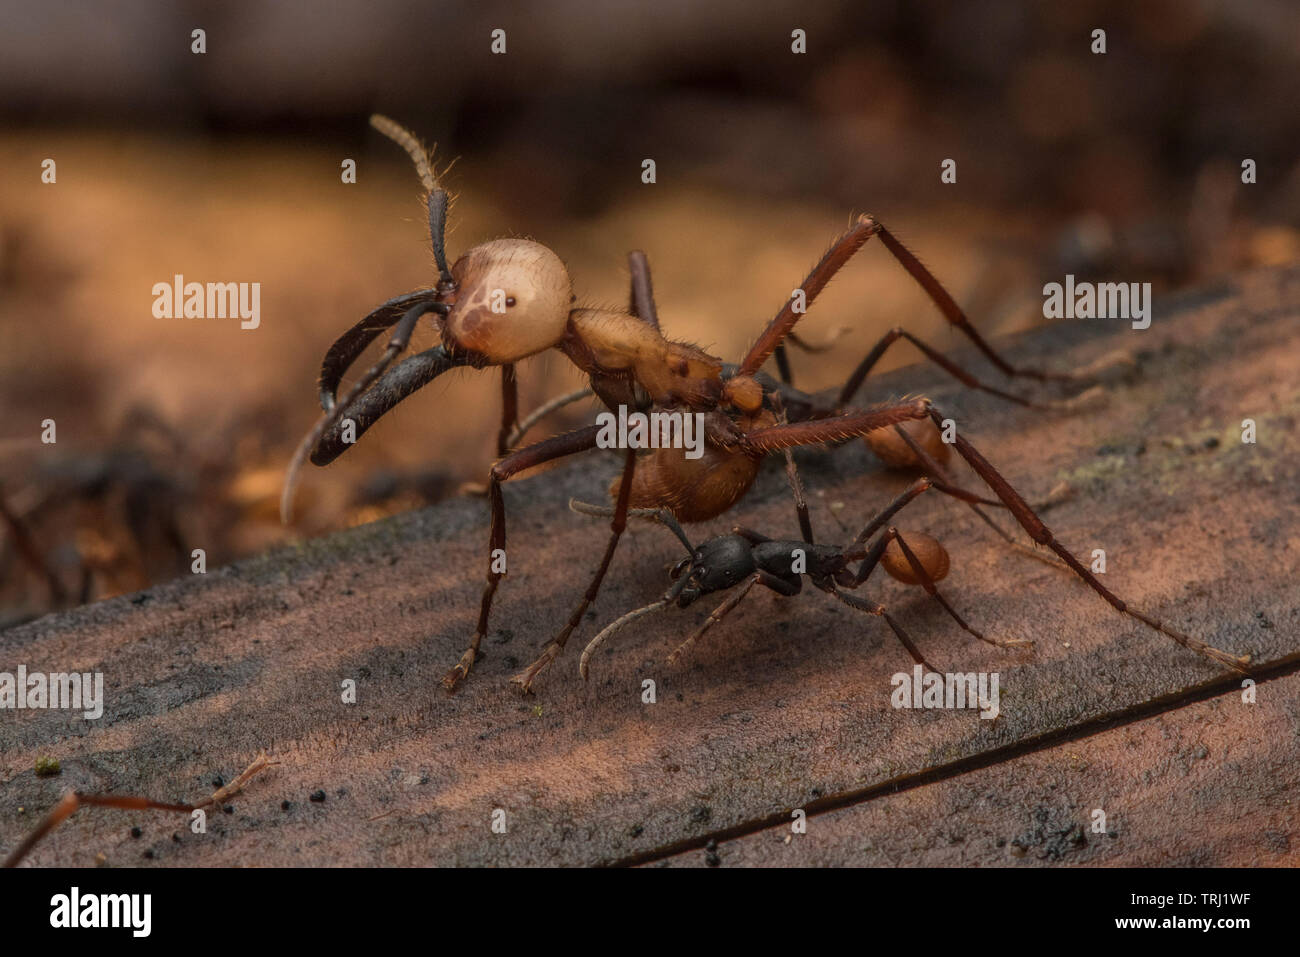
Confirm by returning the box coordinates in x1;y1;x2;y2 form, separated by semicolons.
669;534;757;607
443;239;573;364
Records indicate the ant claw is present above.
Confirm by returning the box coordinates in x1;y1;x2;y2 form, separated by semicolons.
511;643;561;693
442;649;477;692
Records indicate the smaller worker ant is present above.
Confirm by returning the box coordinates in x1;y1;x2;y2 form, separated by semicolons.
573;406;1251;681
573;430;1030;681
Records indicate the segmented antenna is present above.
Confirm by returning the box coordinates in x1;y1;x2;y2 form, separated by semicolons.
369;114;438;194
579;599;669;680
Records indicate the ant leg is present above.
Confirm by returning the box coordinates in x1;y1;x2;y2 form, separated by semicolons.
774;344;795;386
740;215;878;376
866;219;1094;384
927;407;1250;672
3;751;274;868
738;212;1111;385
836;328;1105;411
667;570;798;665
828;587;941;673
0;485;66;605
444;425;604;692
770;392;815;542
511;447;639;693
845;523;1017;648
775;329;853;388
628;250;660;330
892;425;1066;573
889;529;1031;650
848;477;936;548
740;398;932;454
507;388;595;448
498;364;518;456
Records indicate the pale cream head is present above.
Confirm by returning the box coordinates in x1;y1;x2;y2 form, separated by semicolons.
444;239;573;363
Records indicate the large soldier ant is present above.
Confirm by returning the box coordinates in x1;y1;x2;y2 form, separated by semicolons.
281;116;1246;692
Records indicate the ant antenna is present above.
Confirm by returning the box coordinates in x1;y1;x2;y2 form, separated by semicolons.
568;499;695;555
370;114;454;284
578;574;691;680
370;114;438;195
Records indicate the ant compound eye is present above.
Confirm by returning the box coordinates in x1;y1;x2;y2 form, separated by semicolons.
445;239;572;364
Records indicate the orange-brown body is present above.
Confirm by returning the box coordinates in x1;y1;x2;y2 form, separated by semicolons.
881;532;950;584
610;409;776;522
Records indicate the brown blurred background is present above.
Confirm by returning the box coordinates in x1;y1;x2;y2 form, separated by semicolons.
2;0;1298;625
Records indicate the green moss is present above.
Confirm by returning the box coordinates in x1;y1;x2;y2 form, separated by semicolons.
34;756;61;777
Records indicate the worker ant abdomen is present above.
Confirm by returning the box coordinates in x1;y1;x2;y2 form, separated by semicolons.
881;531;950;584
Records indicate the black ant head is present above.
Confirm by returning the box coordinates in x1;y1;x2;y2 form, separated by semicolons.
668;534;757;607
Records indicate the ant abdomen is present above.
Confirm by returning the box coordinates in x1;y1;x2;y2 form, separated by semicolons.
881;532;950;584
612;443;761;523
864;416;950;469
444;239;573;363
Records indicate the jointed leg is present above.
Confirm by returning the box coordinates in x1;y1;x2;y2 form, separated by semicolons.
628;250;660;330
836;327;1104;411
507;388;595;448
498;364;518;456
511;447;640;692
444;425;605;691
770;392;815;543
667;575;759;664
2;751;274;868
926;407;1250;671
890;424;1067;572
738;212;1094;386
855;528;1029;651
668;569;799;665
829;588;940;674
740;397;932;454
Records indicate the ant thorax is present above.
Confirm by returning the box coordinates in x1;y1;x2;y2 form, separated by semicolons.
564;309;723;409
